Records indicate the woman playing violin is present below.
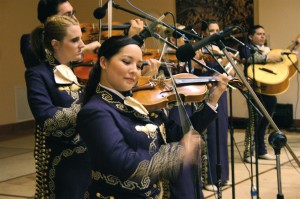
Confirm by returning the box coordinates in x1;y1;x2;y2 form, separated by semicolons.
77;35;230;199
193;19;233;191
21;0;101;69
20;0;146;69
74;17;158;83
26;15;90;198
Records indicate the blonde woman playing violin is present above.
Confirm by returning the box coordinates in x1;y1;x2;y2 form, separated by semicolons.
21;0;145;69
26;15;89;198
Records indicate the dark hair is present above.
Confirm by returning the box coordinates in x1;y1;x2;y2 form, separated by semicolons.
30;15;79;61
83;36;141;105
248;25;265;36
37;0;68;23
201;19;219;32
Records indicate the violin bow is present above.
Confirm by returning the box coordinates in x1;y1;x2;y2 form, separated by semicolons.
97;0;103;41
166;61;202;199
107;0;113;38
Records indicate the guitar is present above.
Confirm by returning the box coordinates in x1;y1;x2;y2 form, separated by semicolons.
247;49;298;95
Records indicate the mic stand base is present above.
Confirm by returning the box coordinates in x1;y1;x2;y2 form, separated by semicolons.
268;131;287;199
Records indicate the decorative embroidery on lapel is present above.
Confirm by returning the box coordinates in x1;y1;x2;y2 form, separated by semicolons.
96;85;149;119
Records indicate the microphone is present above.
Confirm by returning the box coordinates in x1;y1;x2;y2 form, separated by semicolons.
132;13;167;45
93;0;110;19
176;26;238;62
281;51;293;55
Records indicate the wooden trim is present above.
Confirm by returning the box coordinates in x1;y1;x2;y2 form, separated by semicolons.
230;117;300;129
0;120;35;140
0;118;299;141
293;119;300;127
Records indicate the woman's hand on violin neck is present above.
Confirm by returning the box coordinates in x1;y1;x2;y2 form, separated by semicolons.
141;59;160;77
207;73;230;107
181;129;201;164
128;18;144;38
82;41;101;54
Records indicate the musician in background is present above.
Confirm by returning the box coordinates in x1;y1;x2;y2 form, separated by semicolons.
26;15;89;198
20;0;143;69
193;19;233;192
20;0;99;68
238;25;282;163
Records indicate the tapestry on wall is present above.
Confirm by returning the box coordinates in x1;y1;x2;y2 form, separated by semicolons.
176;0;254;39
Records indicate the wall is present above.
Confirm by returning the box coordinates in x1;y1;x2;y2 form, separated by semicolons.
0;0;299;126
0;0;37;125
259;0;300;121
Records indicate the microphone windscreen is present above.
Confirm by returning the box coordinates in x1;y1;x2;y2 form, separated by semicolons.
176;43;195;62
93;7;106;19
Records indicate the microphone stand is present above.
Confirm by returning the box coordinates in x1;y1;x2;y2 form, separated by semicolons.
216;39;300;199
228;80;236;199
152;32;224;199
203;46;228;199
250;46;260;199
152;33;220;74
154;33;230;199
215;116;222;199
268;131;287;199
229;39;262;192
286;54;300;73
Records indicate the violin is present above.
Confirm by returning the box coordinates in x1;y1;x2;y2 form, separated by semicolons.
132;73;246;111
132;73;208;111
142;48;161;60
70;23;102;84
71;53;96;84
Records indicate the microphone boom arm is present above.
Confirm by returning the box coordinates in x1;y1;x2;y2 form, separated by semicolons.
152;33;219;74
112;1;201;40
